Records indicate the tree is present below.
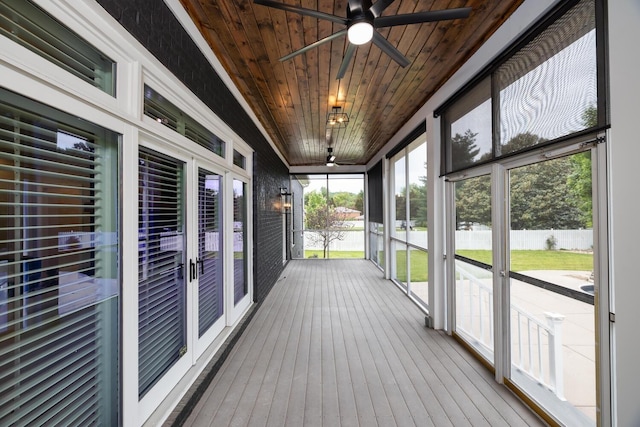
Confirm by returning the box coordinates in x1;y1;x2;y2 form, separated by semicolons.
455;175;491;229
304;189;353;258
451;129;480;170
455;132;589;230
499;131;546;157
567;105;596;227
509;157;585;230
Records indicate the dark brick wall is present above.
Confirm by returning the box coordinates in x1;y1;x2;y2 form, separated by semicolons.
97;0;288;302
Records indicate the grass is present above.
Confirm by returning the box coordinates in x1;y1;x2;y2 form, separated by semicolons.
457;250;593;271
302;249;592;282
304;250;364;259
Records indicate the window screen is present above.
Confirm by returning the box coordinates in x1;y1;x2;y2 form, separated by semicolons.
441;0;600;175
367;161;383;224
497;0;597;154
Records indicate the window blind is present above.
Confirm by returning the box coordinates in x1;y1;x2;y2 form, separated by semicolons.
138;147;186;397
0;1;116;95
198;169;223;337
0;89;119;425
232;180;247;305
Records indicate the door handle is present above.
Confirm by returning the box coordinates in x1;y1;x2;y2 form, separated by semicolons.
189;259;196;282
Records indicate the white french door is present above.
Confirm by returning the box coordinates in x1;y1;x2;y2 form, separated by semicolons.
137;137;252;418
191;164;225;357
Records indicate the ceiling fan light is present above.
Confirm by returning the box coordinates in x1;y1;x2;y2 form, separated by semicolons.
348;21;373;45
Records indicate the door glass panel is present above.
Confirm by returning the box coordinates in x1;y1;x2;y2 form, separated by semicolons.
198;169;223;336
508;153;595;425
233;179;247;304
138;147;186;397
454;175;493;363
0;90;119;425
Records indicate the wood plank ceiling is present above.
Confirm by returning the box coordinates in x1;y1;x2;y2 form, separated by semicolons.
178;0;523;167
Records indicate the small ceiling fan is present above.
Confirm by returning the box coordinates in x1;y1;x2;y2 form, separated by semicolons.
254;0;472;79
324;147;359;167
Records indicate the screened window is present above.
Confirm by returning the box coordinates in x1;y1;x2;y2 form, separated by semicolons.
390;135;429;308
144;85;225;158
0;88;120;425
138;147;186;397
441;0;600;174
498;0;597;154
0;1;116;96
443;78;492;172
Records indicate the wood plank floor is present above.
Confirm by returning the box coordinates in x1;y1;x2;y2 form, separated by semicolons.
181;260;545;427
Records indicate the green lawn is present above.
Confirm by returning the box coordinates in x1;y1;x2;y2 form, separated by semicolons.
457;250;593;271
304;250;364;259
302;249;592;282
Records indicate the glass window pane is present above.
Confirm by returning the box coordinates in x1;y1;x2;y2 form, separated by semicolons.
144;85;225;157
508;153;595;425
233;150;246;169
0;1;116;95
0;88;119;424
198;170;223;336
138;147;186;397
498;0;597;154
233;179;248;304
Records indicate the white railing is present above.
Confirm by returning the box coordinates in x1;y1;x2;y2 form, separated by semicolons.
456;267;494;354
512;305;565;399
456;265;565;399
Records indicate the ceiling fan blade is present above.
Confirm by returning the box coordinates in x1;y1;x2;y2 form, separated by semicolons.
369;0;395;18
374;7;472;28
254;0;347;25
336;42;357;79
372;32;410;67
280;29;347;62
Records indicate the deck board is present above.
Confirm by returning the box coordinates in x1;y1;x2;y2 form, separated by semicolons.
180;260;546;427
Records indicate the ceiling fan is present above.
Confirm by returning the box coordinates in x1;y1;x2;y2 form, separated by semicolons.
324;147;359;167
254;0;472;79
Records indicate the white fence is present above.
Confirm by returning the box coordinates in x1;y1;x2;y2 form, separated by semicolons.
455;229;592;251
302;229;592;252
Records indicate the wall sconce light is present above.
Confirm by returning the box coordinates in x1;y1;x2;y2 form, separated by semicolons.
279;187;292;214
326;106;349;128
